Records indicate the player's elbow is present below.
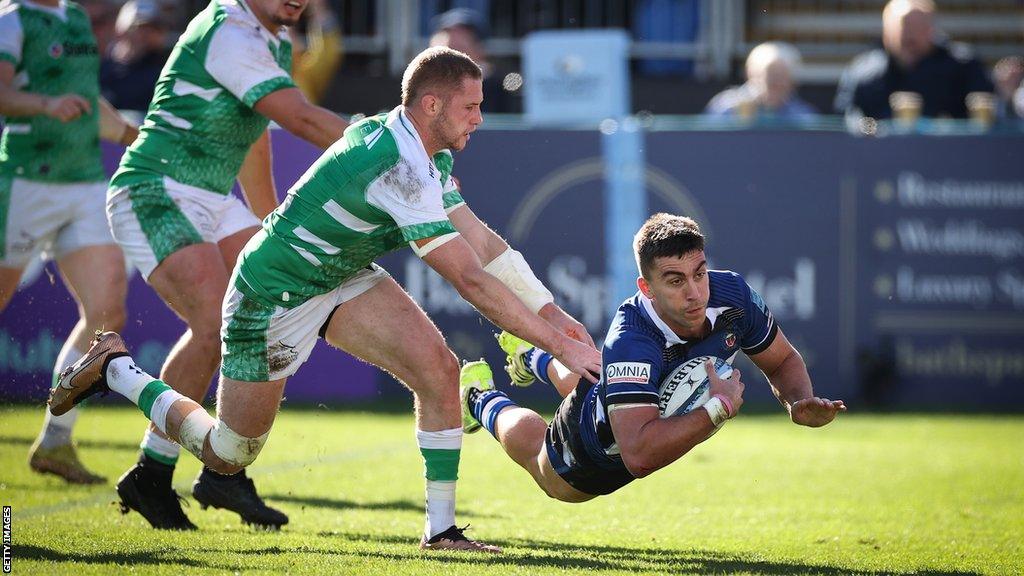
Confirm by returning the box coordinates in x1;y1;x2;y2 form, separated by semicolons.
448;264;489;299
278;104;321;140
620;450;657;479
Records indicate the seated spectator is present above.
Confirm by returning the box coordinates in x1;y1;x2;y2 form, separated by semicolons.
430;8;518;113
834;0;994;121
705;42;816;121
993;56;1023;121
290;0;343;105
80;0;120;56
100;0;171;113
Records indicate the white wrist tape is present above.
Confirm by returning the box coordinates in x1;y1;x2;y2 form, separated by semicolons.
703;397;730;427
410;232;459;258
482;248;554;313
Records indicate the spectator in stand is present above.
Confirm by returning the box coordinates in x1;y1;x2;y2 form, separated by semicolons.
993;56;1023;122
290;0;343;105
705;42;816;121
80;0;120;56
834;0;994;121
99;0;171;113
430;7;517;113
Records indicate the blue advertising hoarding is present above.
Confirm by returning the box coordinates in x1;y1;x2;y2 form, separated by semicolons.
1;129;1020;409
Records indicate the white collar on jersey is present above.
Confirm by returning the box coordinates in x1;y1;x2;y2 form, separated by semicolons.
21;0;67;20
394;106;426;150
639;294;728;347
394;106;447;173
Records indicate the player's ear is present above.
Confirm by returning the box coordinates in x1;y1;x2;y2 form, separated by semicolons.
637;276;653;299
421;93;440;117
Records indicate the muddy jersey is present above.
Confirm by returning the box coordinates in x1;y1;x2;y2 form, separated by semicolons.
234;106;466;308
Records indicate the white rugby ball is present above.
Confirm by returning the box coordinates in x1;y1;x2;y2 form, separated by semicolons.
657;355;733;429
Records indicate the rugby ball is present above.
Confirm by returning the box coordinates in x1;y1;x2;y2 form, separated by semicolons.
657;355;733;426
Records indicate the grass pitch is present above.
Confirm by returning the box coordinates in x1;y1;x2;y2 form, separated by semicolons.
1;404;1021;575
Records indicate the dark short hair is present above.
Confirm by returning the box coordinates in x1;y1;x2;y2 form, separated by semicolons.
401;46;482;107
633;213;705;279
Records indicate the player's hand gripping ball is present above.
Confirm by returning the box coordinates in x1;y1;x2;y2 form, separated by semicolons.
657;355;733;435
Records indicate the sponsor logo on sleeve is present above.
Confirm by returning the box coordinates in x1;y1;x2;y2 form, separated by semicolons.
605;362;651;385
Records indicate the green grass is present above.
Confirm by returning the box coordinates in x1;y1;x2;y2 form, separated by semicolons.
1;405;1021;575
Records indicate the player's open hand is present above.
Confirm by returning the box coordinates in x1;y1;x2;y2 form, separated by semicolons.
44;94;92;122
790;397;846;427
555;337;602;384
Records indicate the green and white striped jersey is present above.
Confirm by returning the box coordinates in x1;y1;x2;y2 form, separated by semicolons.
110;0;294;195
235;107;467;308
0;0;103;182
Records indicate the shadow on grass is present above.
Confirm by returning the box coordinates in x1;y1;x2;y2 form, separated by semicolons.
316;532;982;575
0;435;138;451
17;544;237;571
269;494;501;519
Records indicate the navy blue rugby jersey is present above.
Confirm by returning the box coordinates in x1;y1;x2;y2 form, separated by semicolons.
574;270;779;471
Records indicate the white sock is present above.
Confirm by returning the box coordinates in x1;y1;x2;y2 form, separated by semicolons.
140;428;180;464
425;481;456;539
417;427;462;538
37;409;77;449
40;343;87;440
106;356;157;403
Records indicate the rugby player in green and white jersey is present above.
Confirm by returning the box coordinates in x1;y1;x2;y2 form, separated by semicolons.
104;0;348;531
51;46;602;552
0;0;140;485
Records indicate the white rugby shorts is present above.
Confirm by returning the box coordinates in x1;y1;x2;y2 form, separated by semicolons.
0;177;115;268
106;175;260;279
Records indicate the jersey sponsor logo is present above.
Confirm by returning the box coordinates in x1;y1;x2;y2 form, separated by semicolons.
61;42;98;57
724;332;736;349
605;362;651;385
48;42;63;58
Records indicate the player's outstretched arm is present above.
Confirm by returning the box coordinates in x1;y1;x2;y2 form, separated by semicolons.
748;328;846;427
0;61;90;121
98;97;139;146
447;204;596;348
420;234;601;382
254;87;348;150
611;361;745;478
236;130;279;220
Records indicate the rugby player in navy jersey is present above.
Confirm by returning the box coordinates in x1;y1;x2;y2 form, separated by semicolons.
460;213;846;501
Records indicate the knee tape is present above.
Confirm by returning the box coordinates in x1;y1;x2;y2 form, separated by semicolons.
209;421;269;467
177;408;214;460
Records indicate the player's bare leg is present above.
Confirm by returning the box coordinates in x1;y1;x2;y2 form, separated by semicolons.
147;241;234;411
119;226;282;529
28;244;126;484
460;361;594;503
138;227;257;455
323;277;500;553
49;330;287;528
